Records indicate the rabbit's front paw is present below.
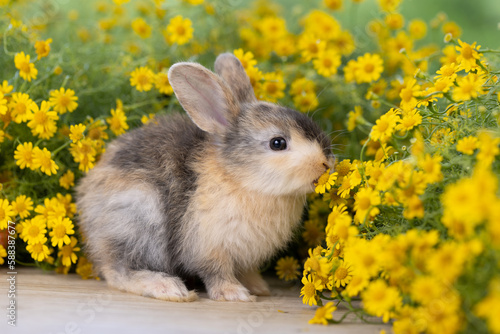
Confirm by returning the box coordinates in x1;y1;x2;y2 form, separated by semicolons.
208;281;257;302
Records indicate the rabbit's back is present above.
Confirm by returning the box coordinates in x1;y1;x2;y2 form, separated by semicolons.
77;113;206;275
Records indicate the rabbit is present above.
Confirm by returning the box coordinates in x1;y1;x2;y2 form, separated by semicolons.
76;53;334;302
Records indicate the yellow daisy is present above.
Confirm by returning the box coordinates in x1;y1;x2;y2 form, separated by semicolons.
0;199;15;230
9;92;35;123
155;71;174;95
49;88;79;114
275;256;301;281
315;169;338;194
130;66;155;92
58;236;80;267
14;52;38;81
14;142;36;170
34;38;53;60
27;101;59;139
106;108;129;136
164;15;194;45
59;170;75;190
313;49;342;77
308;302;336;325
20;216;47;245
26;238;51;262
333;260;353;288
354;53;384;83
32;147;59;176
456;136;478;155
455;39;481;72
49;217;75;248
69;124;86;143
300;274;323;306
131;17;152;39
12;195;34;219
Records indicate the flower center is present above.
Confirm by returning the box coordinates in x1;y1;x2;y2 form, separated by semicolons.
335;267;348;280
266;82;278;94
59;95;71;107
304;282;316;297
53;225;67;238
462;46;473;59
176;25;186;35
28;225;40;237
364;63;375;73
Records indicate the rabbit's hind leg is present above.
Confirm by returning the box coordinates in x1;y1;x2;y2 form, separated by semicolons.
101;265;198;302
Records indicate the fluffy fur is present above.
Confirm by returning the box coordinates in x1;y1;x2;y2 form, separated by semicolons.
76;53;334;302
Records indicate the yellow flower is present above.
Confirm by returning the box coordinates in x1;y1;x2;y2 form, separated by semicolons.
59;170;75;190
14;52;38;81
343;274;369;297
408;19;427;39
298;34;326;61
300;274;323;306
370;108;400;143
58;236;80;267
475;278;500;334
9;92;35;123
0;80;13;95
12;195;33;219
20;216;47;245
361;279;402;323
69;124;86;143
107;108;129;136
33;147;59;176
154;71;174;95
456;135;478;155
384;13;404;30
443;21;462;38
257;72;286;102
308;302;336;325
290;78;316;96
331;30;355;56
313;49;341;77
233;49;257;70
434;62;458;83
130;66;155;92
346;106;363;131
14;142;36;170
302;220;325;247
0;93;8;115
418;153;443;184
26;238;51;262
353;187;381;224
324;0;342;10
259;16;288;39
275;256;301;281
164;15;194;45
452;73;486;101
333;260;353;288
345;238;380;279
315;169;338;194
293;92;319;113
396;109;422;133
477;132;500;168
378;0;401;12
49;88;78;114
455;39;482;72
0;199;15;230
354;53;384;83
426;242;468;283
0;245;6;265
76;257;97;280
399;78;421;111
27;101;59;139
131;17;152;38
49;217;75;248
34;38;53;60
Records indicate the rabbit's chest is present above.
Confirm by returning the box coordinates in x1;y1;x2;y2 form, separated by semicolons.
188;184;306;268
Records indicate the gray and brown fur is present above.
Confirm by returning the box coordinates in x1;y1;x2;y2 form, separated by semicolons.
76;53;334;302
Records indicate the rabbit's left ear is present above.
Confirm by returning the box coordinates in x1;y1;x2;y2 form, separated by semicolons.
168;62;238;136
214;53;257;104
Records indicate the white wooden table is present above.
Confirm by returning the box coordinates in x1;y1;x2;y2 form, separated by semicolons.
1;268;390;334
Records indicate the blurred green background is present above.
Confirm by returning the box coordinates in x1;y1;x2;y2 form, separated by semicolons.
275;0;500;48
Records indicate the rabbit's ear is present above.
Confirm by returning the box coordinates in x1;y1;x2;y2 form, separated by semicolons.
168;62;238;135
214;53;257;104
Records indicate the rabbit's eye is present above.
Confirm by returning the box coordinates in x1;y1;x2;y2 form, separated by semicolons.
270;137;287;151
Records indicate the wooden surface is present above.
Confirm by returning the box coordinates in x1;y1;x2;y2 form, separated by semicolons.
1;267;390;334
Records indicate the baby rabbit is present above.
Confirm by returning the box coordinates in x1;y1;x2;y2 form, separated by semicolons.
76;53;333;302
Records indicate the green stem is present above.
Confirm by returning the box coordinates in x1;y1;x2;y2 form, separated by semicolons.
52;140;71;156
